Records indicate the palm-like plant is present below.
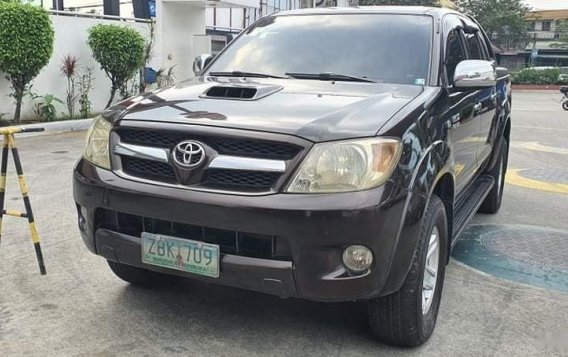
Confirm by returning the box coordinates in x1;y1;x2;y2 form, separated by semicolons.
60;54;78;118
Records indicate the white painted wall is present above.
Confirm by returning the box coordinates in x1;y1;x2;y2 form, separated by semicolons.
0;14;149;121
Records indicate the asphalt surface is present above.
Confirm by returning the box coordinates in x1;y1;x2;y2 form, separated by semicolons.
0;91;567;356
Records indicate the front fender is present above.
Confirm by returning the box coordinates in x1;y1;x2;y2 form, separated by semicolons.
380;139;453;295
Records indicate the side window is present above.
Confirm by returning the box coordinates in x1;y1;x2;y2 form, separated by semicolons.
477;32;490;60
479;31;495;60
464;32;483;60
445;29;465;83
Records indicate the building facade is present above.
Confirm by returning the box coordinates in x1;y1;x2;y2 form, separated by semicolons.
524;0;568;67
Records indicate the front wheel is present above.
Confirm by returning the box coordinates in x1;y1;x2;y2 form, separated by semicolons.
367;195;448;347
562;100;568;111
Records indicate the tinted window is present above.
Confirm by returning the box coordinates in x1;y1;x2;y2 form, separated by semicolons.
445;30;465;81
464;33;482;59
207;14;433;86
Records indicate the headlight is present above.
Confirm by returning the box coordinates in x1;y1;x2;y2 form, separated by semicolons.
83;115;111;169
286;138;401;193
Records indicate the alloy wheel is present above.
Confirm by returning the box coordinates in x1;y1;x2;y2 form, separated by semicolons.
422;226;440;315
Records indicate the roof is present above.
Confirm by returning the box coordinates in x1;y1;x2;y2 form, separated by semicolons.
276;6;460;18
525;9;568;20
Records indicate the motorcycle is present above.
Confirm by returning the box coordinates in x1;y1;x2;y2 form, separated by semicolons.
561;86;568;111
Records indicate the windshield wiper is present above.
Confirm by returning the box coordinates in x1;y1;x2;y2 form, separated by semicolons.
208;71;288;79
285;72;375;83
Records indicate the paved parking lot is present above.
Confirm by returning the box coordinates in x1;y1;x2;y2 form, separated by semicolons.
0;91;567;356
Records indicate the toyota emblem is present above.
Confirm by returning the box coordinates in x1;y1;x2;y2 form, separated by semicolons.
173;141;205;168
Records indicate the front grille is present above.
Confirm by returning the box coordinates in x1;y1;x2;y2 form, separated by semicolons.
208;137;299;160
203;169;281;190
96;209;292;261
117;129;302;160
122;156;175;181
114;128;305;192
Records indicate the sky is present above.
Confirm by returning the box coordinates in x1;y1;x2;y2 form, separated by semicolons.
523;0;568;11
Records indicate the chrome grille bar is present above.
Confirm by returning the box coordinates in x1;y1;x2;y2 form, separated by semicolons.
209;156;285;173
114;142;169;163
114;143;286;173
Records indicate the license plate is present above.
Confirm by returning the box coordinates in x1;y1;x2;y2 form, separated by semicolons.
141;232;220;278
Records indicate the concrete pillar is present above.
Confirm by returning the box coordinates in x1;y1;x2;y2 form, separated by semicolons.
155;0;207;80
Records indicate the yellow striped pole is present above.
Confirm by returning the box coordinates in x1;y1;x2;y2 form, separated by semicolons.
0;127;46;275
0;137;8;248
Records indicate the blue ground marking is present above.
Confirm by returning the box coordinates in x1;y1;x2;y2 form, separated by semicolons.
452;224;568;292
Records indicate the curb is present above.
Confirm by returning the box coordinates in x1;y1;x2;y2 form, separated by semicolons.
14;118;93;138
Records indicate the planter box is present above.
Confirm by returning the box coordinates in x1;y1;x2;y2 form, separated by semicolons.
512;84;564;91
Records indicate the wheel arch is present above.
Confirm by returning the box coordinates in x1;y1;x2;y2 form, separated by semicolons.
430;172;455;264
503;116;511;143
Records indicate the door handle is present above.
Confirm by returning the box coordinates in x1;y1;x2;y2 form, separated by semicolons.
490;93;497;100
474;103;482;111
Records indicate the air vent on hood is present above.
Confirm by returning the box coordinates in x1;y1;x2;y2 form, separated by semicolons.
205;86;257;99
200;83;283;101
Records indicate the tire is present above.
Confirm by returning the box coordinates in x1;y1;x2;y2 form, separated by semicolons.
562;101;568;111
367;195;448;347
107;260;177;287
478;138;508;214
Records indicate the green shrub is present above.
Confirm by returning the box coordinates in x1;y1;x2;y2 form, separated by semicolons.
511;68;564;85
30;93;64;122
0;2;54;122
87;24;145;108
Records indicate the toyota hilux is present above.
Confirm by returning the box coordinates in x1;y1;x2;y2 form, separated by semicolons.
74;6;511;347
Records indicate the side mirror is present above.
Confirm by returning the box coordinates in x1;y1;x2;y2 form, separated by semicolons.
453;60;496;89
193;54;214;76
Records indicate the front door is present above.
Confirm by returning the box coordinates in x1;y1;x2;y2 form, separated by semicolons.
463;31;498;165
443;28;482;194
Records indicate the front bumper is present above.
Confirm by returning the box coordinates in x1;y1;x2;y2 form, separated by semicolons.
73;158;411;302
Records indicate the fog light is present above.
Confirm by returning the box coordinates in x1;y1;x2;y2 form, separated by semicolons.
77;205;88;231
342;245;373;272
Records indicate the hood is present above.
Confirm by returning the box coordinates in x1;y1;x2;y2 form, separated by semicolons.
118;77;424;142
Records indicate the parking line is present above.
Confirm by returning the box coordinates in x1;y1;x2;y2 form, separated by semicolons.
506;169;568;194
511;141;568;155
514;126;568;132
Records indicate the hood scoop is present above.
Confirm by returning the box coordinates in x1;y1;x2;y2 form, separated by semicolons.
202;83;283;101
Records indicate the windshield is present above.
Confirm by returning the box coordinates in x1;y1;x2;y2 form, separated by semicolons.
207;14;433;86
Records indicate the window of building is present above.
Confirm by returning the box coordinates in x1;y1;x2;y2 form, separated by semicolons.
542;21;552;32
527;22;536;31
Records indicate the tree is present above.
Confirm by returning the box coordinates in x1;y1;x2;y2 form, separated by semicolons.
358;0;439;5
88;24;145;108
0;3;54;122
456;0;529;51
